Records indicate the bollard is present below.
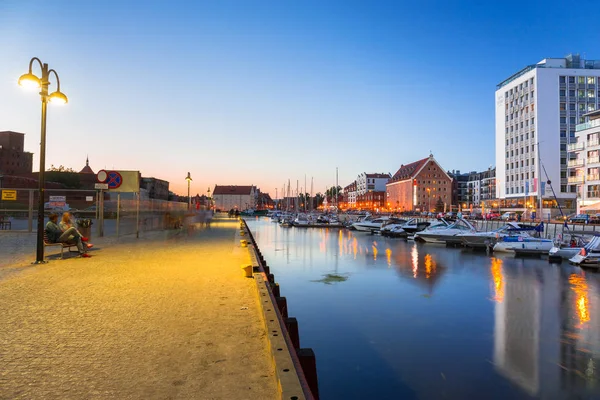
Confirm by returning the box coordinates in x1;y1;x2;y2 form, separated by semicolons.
271;282;280;297
241;264;253;278
268;273;275;284
240;240;248;247
297;348;319;400
263;266;270;276
285;317;300;349
240;231;245;236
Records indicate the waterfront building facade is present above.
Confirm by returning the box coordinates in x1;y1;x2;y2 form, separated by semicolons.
568;109;600;212
495;54;600;213
344;181;357;208
213;185;258;211
356;172;391;196
386;155;453;212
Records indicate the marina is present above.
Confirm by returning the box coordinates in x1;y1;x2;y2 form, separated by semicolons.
246;216;600;400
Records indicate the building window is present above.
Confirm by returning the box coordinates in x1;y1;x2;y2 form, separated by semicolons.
579;76;586;84
560;130;566;138
561;185;567;192
560;116;567;123
569;90;575;97
560;102;566;110
579;89;585;98
526;159;529;166
579;103;586;111
531;117;535;124
561;158;566;165
570;102;576;109
589;77;596;85
530;78;534;85
588;89;595;98
560;144;566;151
570;130;575;138
569;76;575;84
570;117;576;124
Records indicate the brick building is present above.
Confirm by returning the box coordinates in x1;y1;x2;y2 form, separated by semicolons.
212;185;258;211
386;155;453;212
0;131;33;175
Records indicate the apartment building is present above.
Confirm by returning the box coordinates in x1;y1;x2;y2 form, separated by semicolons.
495;54;600;210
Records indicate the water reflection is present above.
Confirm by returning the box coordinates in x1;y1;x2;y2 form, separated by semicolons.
493;265;600;397
245;218;600;399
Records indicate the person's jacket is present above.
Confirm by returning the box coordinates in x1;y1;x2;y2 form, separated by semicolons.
44;221;62;243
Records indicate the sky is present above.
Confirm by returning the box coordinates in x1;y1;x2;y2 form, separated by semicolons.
0;0;598;198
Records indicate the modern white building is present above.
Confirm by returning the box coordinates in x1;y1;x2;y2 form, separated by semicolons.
355;172;391;196
568;109;600;212
495;54;600;214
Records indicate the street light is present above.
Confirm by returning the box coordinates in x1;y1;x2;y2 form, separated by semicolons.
19;57;68;264
185;172;192;210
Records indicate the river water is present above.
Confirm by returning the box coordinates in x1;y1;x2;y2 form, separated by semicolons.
245;217;600;400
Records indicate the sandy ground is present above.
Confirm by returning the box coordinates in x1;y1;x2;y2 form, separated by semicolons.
0;215;277;400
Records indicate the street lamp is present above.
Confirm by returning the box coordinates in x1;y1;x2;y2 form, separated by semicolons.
19;57;68;264
207;187;211;210
185;172;192;210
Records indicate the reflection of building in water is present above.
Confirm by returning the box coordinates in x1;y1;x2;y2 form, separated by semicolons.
493;264;561;397
560;272;599;390
494;264;600;398
391;244;445;293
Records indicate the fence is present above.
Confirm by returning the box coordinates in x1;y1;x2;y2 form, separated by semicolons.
0;188;189;238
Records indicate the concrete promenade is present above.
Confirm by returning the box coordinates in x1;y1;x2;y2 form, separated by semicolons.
0;215;277;399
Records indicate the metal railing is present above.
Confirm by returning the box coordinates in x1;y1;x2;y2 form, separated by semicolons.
0;187;189;237
576;118;600;132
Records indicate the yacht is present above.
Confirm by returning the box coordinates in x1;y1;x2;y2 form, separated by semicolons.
569;235;600;268
414;218;476;244
351;216;390;232
379;218;409;236
548;231;600;261
385;218;432;238
292;213;311;226
457;222;530;250
492;224;553;254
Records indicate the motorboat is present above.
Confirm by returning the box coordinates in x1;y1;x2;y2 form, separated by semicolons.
379;218;409;236
385;218;432;238
569;235;600;268
414;218;476;244
292;213;311;226
548;230;600;261
351;216;390;232
457;222;532;250
492;224;553;254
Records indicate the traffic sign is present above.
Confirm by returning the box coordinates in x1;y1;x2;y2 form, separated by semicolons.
106;171;123;189
95;183;109;190
1;190;16;201
49;196;66;202
97;169;108;183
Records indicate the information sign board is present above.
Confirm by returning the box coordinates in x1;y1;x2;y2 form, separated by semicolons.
1;190;16;201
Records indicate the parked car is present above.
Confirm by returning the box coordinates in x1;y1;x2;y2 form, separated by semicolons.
485;212;501;220
501;212;518;221
568;214;590;224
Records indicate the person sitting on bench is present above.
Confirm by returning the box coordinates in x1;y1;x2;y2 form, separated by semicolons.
60;212;93;250
45;213;91;258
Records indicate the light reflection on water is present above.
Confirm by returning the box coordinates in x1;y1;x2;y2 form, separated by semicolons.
246;218;600;400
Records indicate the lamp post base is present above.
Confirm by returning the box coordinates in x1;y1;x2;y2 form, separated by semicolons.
32;260;48;265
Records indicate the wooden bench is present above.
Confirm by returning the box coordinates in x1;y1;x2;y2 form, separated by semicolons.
43;232;78;259
0;216;10;230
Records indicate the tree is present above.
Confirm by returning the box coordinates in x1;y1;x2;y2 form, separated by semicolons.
435;197;444;213
48;164;75;172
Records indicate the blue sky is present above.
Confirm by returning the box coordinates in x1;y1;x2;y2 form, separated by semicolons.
0;0;597;197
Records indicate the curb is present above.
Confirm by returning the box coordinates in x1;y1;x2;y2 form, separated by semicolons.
240;219;318;400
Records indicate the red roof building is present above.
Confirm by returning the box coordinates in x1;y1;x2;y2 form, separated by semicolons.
212;185;258;211
79;156;95;174
386;154;453;212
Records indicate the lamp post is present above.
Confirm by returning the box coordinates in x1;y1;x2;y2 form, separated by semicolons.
18;57;68;264
185;172;192;210
207;187;211;210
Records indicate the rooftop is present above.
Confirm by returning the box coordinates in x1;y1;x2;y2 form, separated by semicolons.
496;54;600;89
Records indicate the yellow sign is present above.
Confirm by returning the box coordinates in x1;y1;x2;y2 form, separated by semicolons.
1;190;17;201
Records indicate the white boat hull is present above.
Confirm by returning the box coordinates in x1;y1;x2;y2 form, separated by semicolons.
493;240;553;253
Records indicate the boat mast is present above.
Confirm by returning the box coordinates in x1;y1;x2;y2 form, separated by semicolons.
304;175;307;213
537;141;543;221
310;177;314;213
335;167;339;211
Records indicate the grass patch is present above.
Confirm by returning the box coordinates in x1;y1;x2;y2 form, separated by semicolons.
311;273;349;285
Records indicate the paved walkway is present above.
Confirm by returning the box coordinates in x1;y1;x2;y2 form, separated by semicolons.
0;215;277;400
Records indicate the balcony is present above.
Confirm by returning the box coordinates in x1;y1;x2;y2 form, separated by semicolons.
587;175;600;182
568;159;584;167
588;140;600;148
568;142;584;151
588;191;600;199
589;156;600;164
576;118;600;132
568;176;584;184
